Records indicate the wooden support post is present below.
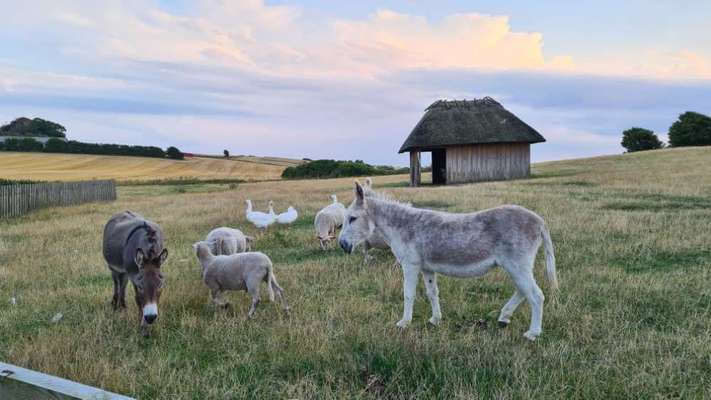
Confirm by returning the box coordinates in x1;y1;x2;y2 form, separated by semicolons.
409;151;421;187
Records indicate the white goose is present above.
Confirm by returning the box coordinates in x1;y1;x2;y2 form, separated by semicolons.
276;206;298;224
267;200;277;219
245;200;276;229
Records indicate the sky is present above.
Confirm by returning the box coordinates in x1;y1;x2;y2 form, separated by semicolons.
1;1;711;166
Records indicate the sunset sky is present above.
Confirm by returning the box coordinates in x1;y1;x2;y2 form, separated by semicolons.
2;0;711;165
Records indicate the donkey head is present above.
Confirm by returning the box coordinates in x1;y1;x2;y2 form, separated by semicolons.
339;181;374;254
133;246;168;326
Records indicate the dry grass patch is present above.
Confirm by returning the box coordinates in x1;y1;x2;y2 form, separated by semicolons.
0;152;296;182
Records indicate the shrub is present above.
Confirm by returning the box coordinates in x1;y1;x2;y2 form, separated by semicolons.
166;146;185;160
621;127;663;152
224;150;230;158
0;179;38;186
282;159;408;179
668;111;711;147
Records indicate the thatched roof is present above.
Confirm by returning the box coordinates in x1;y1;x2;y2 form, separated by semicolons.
399;97;545;153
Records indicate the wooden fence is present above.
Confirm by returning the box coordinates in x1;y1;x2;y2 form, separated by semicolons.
0;180;116;218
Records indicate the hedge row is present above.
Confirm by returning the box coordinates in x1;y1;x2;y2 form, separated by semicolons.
282;159;409;179
0;138;184;159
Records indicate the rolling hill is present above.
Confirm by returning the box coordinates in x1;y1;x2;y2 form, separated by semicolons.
0;152;305;182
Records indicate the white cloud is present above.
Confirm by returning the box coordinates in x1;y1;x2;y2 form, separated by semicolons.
3;1;711;165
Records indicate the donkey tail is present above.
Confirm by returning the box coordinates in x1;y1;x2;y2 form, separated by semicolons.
541;225;558;290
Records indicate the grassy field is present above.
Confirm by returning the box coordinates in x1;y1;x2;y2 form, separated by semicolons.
1;147;710;399
0;152;303;182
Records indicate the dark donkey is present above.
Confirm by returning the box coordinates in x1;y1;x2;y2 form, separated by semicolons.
103;211;168;336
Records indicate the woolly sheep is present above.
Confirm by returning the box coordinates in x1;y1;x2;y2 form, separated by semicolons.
192;242;288;319
206;227;253;255
314;195;347;250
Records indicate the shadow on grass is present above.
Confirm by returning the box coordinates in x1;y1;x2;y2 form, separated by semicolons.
611;248;711;273
601;193;711;211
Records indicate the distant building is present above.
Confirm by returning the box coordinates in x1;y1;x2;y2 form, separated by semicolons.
399;97;546;186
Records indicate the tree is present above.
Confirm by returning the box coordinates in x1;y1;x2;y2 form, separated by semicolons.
44;138;69;153
668;111;711;147
621;127;663;153
223;149;230;158
0;117;66;138
166;146;184;160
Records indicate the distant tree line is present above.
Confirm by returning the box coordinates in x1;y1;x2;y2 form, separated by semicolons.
622;111;711;152
0;116;184;160
0;117;67;138
0;137;184;159
282;159;409;179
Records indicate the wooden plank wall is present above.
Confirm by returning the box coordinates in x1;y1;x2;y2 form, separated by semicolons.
0;180;117;218
446;143;530;183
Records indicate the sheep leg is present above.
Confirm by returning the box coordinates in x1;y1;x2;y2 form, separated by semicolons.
210;288;229;308
246;284;261;320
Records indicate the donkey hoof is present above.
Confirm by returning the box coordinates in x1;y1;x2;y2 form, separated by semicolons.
428;317;441;326
498;320;510;328
523;331;540;341
395;319;411;329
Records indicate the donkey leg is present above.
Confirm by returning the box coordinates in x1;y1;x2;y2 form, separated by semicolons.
134;288;151;337
497;290;524;327
117;273;128;309
276;287;289;312
363;242;373;264
111;271;120;310
396;264;420;328
509;270;545;341
422;271;442;326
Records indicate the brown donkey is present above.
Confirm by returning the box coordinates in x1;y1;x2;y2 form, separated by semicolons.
103;211;168;337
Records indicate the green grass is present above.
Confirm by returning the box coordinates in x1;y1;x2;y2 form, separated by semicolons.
1;147;711;398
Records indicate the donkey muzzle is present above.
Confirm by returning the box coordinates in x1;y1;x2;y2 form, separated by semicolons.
339;239;353;254
143;303;158;324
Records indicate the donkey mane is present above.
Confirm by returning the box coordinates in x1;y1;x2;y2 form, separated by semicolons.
362;183;412;208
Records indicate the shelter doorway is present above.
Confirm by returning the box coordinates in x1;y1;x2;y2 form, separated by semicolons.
432;149;447;185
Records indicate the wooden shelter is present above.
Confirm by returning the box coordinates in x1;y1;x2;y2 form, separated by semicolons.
399;97;545;186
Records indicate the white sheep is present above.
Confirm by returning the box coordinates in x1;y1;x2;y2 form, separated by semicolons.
192;242;288;319
205;227;253;255
314;194;347;250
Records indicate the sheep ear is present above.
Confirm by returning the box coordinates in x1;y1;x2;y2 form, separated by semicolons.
135;249;145;269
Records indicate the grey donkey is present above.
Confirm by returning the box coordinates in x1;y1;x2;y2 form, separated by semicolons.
192;242;288;319
103;211;168;337
338;182;557;341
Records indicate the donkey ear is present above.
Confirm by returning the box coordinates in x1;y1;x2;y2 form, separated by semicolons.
364;177;373;189
355;181;365;205
158;248;168;264
134;248;145;268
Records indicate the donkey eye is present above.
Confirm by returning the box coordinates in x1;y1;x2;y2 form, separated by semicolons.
348;216;357;223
